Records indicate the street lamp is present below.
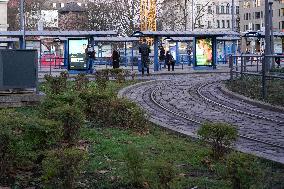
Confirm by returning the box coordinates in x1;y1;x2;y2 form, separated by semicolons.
20;0;26;49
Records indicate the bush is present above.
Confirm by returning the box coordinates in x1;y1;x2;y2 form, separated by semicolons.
197;122;238;159
124;146;145;188
24;118;62;151
48;104;85;145
80;90;149;132
74;73;89;91
95;69;109;90
150;161;175;189
42;148;88;189
226;152;263;189
44;72;69;95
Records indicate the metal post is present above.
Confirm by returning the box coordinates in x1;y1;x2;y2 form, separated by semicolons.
124;42;127;67
229;55;233;80
191;0;194;31
154;37;159;71
131;42;134;71
20;0;25;49
176;42;180;66
265;0;273;71
262;54;267;99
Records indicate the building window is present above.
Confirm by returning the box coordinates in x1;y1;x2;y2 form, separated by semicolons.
226;4;230;14
255;12;261;19
197;5;201;12
282;21;284;29
236;6;239;14
255;0;261;7
217;20;220;28
255;24;261;30
221;6;224;14
208;21;212;28
216;5;219;14
227;20;230;28
222;20;225;28
208;6;212;14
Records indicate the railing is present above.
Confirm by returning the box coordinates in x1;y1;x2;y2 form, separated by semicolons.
229;54;284;99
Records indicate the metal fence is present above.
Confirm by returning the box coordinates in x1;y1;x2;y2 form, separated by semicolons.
229;54;284;99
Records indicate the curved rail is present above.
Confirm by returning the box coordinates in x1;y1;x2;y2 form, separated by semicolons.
150;84;284;149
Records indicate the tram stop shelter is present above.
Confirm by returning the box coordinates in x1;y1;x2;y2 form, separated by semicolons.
0;30;117;71
242;31;284;54
92;37;139;70
132;30;239;71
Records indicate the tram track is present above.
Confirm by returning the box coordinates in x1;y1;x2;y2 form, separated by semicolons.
119;74;284;163
150;82;284;150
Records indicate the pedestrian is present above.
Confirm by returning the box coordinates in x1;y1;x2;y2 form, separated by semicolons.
139;38;151;76
159;46;165;68
275;55;281;68
85;44;95;73
187;47;192;66
165;51;175;71
112;49;120;69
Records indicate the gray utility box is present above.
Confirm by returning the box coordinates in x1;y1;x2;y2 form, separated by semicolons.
0;50;38;90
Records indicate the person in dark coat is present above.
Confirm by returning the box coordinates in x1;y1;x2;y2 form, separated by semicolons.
85;45;95;73
112;49;120;69
139;39;151;76
159;46;166;68
165;51;175;71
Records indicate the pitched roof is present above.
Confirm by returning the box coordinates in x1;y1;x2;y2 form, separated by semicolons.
58;2;85;13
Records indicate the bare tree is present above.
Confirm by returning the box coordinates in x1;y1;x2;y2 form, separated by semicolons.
194;1;211;29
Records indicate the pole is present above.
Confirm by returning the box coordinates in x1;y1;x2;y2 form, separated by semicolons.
20;0;25;49
191;0;194;31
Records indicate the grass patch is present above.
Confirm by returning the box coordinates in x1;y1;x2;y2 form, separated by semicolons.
2;79;284;188
226;75;284;107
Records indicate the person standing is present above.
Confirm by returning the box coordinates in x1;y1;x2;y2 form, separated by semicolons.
165;51;175;71
85;45;95;73
112;49;120;69
159;46;165;68
187;47;192;66
139;39;151;76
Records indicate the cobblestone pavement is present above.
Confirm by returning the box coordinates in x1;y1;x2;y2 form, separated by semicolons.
119;74;284;164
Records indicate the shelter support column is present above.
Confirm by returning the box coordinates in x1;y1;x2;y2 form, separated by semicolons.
223;41;226;64
213;37;217;69
154;37;159;71
64;40;68;68
176;42;180;65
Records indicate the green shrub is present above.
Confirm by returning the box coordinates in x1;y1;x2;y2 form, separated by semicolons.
150;161;175;189
44;72;69;95
95;69;109;90
80;90;148;132
124;146;145;188
197;122;238;159
40;92;83;118
226;152;264;189
48;104;85;145
42;148;88;189
74;73;89;91
24;118;62;151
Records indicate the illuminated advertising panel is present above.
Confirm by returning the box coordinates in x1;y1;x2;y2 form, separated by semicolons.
68;39;88;70
195;38;213;66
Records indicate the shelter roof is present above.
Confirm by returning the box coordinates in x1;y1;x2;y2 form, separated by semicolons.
242;31;284;37
132;30;239;37
0;38;19;42
0;31;117;37
169;36;240;42
92;37;139;42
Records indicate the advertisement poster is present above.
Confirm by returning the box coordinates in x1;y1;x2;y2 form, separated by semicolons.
68;39;88;70
195;38;213;66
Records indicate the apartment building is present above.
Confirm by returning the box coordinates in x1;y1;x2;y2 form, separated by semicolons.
160;0;240;31
0;0;9;31
240;0;284;53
